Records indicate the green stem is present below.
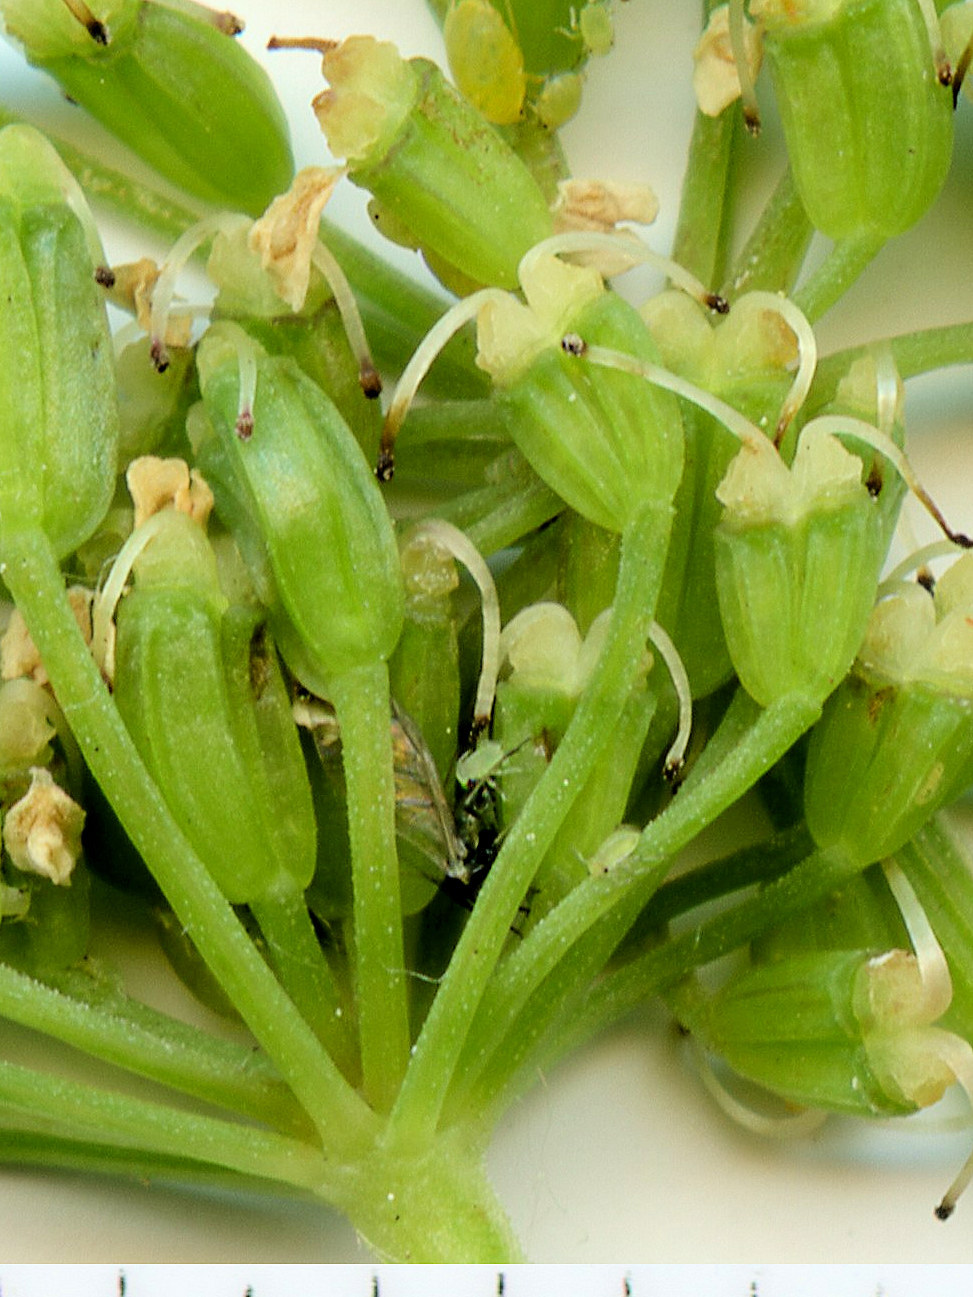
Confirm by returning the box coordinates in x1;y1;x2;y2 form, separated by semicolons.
387;500;672;1144
552;841;867;1064
448;690;820;1122
793;230;887;323
723;167;814;299
2;528;375;1151
0;1124;319;1198
444;474;563;557
335;1129;522;1262
249;884;359;1082
0;1056;325;1192
328;659;410;1111
809;320;973;414
0;963;308;1135
624;819;813;941
672;107;741;289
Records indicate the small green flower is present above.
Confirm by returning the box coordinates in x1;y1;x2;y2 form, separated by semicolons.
676;861;973;1218
381;237;701;532
805;553;973;864
714;428;889;707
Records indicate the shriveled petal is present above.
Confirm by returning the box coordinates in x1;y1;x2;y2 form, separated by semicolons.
105;258;193;350
553;179;659;234
1;589;92;685
126;456;214;530
3;766;85;886
693;4;762;117
248;166;344;312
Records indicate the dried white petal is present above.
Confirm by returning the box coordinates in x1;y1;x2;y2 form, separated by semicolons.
3;767;85;886
248;166;344;312
1;589;92;686
126;456;214;530
693;4;762;118
553;179;659;234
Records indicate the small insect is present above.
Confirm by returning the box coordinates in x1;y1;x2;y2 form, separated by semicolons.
453;737;507;877
295;689;509;893
389;700;471;884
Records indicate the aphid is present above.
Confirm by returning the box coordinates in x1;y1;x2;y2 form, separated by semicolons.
579;3;614;58
453;738;507;879
394;714;525;896
390;700;470;884
301;692;503;889
444;0;526;125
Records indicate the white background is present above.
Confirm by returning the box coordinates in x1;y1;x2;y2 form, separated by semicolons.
1;0;973;1266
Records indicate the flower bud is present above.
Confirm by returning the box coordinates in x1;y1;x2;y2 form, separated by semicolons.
752;0;953;239
0;124;118;557
804;554;973;864
1;0;294;215
193;324;404;692
444;0;526;125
